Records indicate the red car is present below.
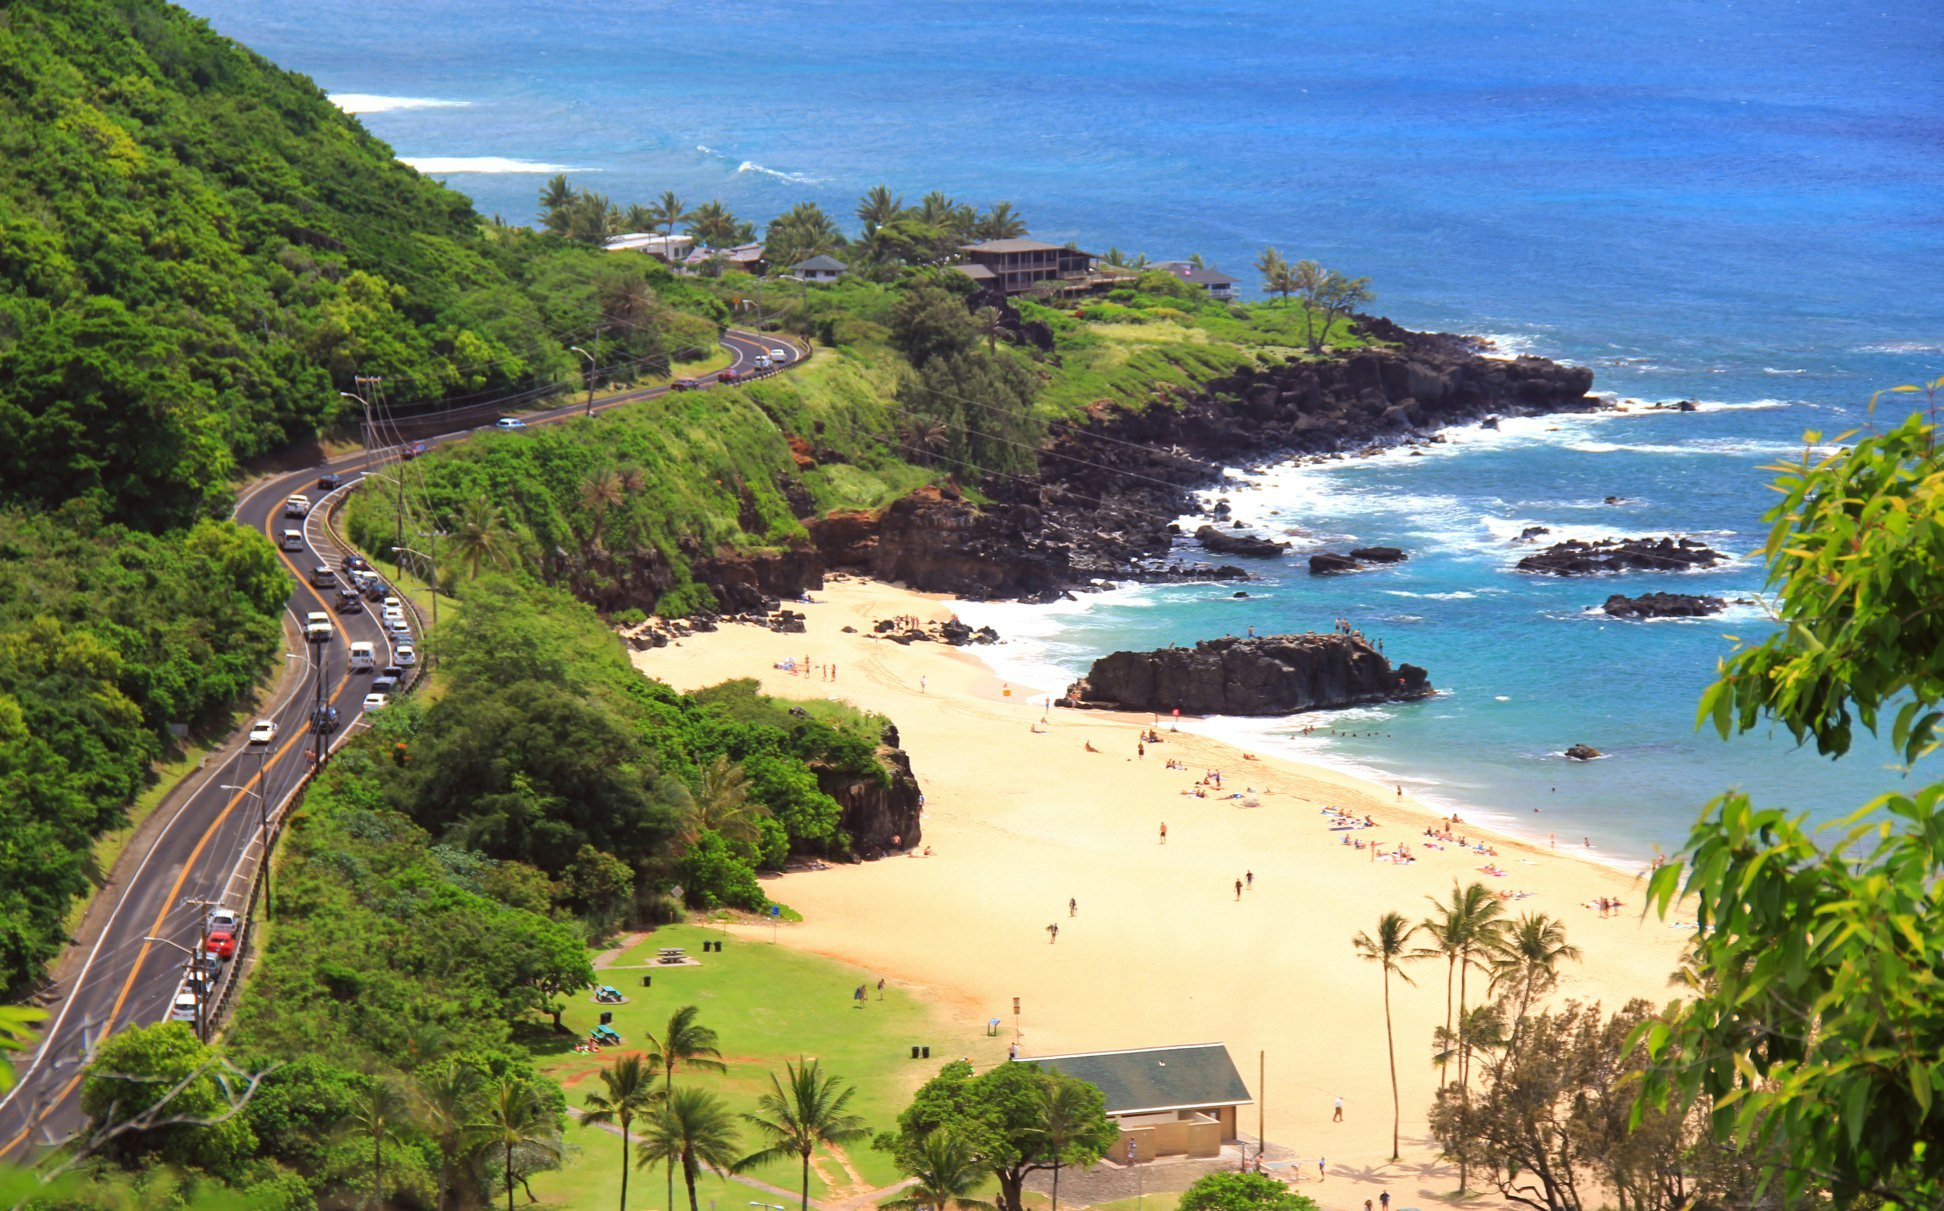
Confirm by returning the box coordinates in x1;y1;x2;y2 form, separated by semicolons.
206;930;237;959
669;377;702;392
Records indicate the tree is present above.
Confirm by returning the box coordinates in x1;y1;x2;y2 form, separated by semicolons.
648;1004;728;1211
1352;910;1419;1160
582;1054;665;1211
1638;383;1944;1207
638;1086;743;1211
973;202;1027;242
345;1073;412;1210
447;494;517;579
885;1060;1115;1211
1176;1171;1319;1211
1489;913;1582;1051
469;1077;562;1211
856;185;906;236
737;1057;871;1211
879;1127;995;1211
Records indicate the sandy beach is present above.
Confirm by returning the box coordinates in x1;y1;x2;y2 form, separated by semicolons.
636;576;1688;1211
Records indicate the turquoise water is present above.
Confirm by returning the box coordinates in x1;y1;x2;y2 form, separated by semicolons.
187;0;1944;858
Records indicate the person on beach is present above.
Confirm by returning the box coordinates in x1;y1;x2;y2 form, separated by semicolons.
1333;1096;1343;1122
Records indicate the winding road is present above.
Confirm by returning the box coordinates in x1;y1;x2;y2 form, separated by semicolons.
0;329;795;1160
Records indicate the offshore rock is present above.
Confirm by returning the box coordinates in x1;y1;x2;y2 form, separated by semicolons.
1516;536;1726;576
1065;632;1432;717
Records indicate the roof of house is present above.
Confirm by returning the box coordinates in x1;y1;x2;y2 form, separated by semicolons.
792;254;848;272
1017;1044;1252;1116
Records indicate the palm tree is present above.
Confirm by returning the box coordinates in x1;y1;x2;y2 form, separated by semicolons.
651;190;692;247
687;755;771;846
1028;1077;1095;1211
1353;911;1419;1161
582;1054;665;1211
448;494;516;579
973;202;1027;241
736;1058;870;1211
881;1128;994;1211
469;1078;562;1211
1490;912;1582;1047
637;1087;743;1211
648;1005;727;1211
856;185;905;236
414;1059;479;1211
348;1074;411;1210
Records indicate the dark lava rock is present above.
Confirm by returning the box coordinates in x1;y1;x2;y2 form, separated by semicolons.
1195;525;1289;558
1065;632;1432;716
1308;552;1364;575
1349;546;1408;563
1564;743;1603;760
1517;536;1726;576
1602;592;1726;619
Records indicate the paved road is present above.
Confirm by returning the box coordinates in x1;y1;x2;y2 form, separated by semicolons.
0;329;795;1159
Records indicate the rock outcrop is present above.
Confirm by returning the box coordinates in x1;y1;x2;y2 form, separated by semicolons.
1601;592;1726;619
1064;633;1432;716
1517;536;1726;576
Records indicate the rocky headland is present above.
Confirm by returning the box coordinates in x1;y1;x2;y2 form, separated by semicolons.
1062;632;1433;717
1517;536;1726;576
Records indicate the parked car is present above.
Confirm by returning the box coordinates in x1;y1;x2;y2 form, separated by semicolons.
395;644;417;667
317;472;343;491
494;417;527;430
206;930;237;959
169;990;201;1023
284;494;311;517
247;720;277;746
670;377;701;392
362;693;390;712
208;908;240;932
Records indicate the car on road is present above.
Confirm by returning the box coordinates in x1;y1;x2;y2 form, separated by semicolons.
362;692;390;712
494;417;527;430
206;930;237;959
304;611;333;642
670;377;702;391
284;494;311;517
770;347;789;361
317;472;342;491
400;441;428;460
208;908;239;932
336;590;364;614
395;643;417;667
169;990;201;1023
247;720;277;746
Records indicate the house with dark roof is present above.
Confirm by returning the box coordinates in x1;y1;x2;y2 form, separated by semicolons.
1017;1043;1251;1161
957;238;1096;296
789;254;848;282
1152;261;1239;301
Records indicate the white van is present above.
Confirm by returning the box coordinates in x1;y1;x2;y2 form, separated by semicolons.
281;529;304;551
348;641;376;672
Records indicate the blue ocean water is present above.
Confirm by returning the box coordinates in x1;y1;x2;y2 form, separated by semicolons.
187;0;1944;858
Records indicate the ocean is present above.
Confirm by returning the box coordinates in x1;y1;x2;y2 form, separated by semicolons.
188;0;1944;861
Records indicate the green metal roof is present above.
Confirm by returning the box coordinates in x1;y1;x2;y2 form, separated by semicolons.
1019;1044;1252;1115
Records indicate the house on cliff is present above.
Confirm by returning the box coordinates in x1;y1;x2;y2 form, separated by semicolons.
1016;1042;1252;1161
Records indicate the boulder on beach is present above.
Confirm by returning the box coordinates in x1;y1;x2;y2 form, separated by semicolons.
1064;632;1432;716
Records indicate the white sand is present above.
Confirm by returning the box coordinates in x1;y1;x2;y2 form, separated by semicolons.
637;576;1686;1210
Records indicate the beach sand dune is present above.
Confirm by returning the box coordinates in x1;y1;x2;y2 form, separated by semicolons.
638;577;1687;1210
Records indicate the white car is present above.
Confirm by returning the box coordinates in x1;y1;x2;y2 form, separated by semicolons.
247;720;277;746
362;693;389;712
395;644;417;667
770;347;788;361
169;989;200;1023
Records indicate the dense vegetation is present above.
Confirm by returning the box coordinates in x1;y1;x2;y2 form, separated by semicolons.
0;506;286;994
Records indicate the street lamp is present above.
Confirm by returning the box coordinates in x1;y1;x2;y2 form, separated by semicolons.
568;345;597;417
221;778;272;919
142;935;209;1042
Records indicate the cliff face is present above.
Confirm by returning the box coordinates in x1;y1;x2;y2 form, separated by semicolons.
811;329;1599;600
1065;632;1432;716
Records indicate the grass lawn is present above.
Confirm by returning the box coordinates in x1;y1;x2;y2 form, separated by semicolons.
524;922;1008;1211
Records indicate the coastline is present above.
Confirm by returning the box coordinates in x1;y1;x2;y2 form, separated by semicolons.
634;575;1688;1211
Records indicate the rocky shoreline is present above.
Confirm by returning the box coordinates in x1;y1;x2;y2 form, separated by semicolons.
800;317;1602;603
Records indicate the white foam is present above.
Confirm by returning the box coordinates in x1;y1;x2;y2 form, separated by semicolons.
736;160;822;185
330;94;471;114
403;156;581;175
